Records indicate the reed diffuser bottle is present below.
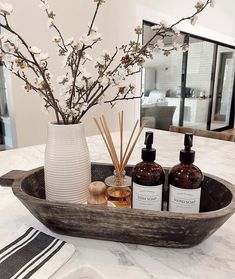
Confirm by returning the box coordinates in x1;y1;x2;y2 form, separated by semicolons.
168;133;203;213
94;111;146;208
132;132;165;211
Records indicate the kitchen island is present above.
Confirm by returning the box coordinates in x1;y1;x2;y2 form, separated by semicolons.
166;97;210;127
0;129;234;279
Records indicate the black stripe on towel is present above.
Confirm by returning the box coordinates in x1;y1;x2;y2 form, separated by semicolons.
0;227;34;255
14;239;60;279
23;241;66;279
0;232;55;279
0;230;39;262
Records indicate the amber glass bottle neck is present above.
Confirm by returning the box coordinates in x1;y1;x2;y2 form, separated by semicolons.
179;162;193;167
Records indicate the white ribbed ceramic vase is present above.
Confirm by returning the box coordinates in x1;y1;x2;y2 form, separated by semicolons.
45;122;91;203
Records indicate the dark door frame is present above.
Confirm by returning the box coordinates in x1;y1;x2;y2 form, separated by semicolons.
142;20;235;131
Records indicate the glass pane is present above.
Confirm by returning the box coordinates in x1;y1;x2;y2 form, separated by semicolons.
184;37;215;130
210;46;235;130
141;23;184;130
0;64;8;116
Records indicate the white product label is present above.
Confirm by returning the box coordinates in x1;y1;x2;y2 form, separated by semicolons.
132;183;162;211
168;185;201;213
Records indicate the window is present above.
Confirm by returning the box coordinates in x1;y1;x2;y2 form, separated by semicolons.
141;21;235;131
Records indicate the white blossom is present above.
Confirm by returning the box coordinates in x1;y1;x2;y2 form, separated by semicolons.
126;67;133;75
35;76;44;86
83;52;93;61
29;46;41;54
39;1;49;11
36;76;44;85
80;34;93;46
119;68;127;78
2;41;14;52
172;27;180;36
117;84;129;95
154;39;164;50
65;37;74;46
92;32;103;42
75;77;85;89
56;75;68;84
96;56;105;66
173;42;180;50
58;99;70;113
129;83;136;94
0;33;20;51
196;1;203;5
69;108;77;116
190;15;198;26
87;78;95;88
61;48;73;67
81;70;93;80
80;35;92;46
88;22;99;33
45;71;53;81
38;52;49;61
0;3;13;15
2;54;14;63
102;49;111;61
2;54;16;70
160;20;169;28
74;41;83;51
182;44;189;53
52;36;61;43
72;94;79;104
47;9;56;19
210;0;215;7
151;25;160;32
112;68;127;85
47;18;54;29
80;32;103;46
99;76;110;87
5;33;19;45
59;83;71;95
61;55;68;68
80;102;88;112
10;34;20;48
61;92;71;101
98;94;105;105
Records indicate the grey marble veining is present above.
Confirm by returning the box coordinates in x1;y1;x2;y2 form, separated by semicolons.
0;129;235;278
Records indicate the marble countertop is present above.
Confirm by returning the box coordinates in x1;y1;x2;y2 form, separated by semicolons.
0;129;235;278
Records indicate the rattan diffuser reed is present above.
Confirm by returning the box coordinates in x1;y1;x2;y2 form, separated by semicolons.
94;112;145;176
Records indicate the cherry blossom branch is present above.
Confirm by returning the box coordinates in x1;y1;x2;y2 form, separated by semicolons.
0;17;61;123
0;0;214;124
129;0;211;66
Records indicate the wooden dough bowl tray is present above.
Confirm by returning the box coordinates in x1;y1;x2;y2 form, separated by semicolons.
6;163;235;248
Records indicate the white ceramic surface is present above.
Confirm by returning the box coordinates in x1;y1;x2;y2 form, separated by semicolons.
44;122;91;203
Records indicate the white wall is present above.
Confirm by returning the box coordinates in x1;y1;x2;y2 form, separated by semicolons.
137;0;235;45
5;0;235;147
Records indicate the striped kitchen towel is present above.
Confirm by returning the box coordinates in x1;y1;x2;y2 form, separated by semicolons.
0;225;75;279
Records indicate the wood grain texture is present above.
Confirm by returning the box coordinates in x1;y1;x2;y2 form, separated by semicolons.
11;163;235;248
169;125;235;142
0;170;27;187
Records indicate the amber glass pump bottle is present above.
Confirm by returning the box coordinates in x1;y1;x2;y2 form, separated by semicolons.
168;133;203;213
132;131;165;211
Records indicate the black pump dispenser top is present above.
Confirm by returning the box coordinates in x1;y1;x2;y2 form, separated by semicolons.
142;132;156;162
180;133;195;164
